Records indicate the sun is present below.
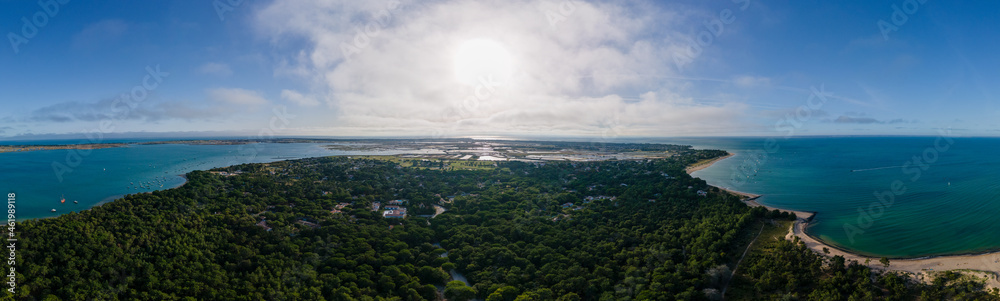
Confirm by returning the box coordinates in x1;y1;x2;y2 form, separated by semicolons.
453;39;514;86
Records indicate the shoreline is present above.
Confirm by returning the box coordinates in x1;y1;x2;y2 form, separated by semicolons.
687;153;1000;288
28;173;192;222
787;215;1000;289
685;153;735;174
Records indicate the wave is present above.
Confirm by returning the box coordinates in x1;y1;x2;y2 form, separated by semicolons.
850;165;906;172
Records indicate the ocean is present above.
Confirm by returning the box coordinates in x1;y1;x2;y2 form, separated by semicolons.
681;136;1000;258
0;142;437;221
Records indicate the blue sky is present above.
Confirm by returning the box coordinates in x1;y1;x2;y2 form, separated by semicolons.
1;0;998;139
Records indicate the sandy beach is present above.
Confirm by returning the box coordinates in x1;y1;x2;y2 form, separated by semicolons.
685;153;734;174
788;216;1000;289
688;153;1000;289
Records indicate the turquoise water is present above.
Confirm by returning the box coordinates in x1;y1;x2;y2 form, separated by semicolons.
0;143;436;220
680;137;1000;258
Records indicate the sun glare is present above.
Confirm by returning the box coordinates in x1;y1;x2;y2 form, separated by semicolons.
453;39;514;85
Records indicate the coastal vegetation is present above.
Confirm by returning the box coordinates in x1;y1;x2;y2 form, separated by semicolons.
728;220;1000;300
7;147;999;300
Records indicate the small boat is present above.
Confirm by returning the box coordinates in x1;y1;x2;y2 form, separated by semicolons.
61;195;66;204
51;209;56;212
73;201;78;204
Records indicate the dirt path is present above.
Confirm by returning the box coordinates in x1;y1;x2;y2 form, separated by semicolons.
431;204;446;218
722;223;766;298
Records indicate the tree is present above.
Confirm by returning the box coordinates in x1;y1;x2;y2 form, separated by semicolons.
444;281;477;301
418;266;449;285
487;286;519;301
879;257;890;268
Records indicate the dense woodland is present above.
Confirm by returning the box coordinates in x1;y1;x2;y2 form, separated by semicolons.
7;146;999;300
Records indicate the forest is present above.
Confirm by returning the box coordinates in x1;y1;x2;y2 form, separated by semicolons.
6;146;999;300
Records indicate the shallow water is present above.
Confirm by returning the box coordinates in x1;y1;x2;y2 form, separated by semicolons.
679;137;1000;258
0;142;432;220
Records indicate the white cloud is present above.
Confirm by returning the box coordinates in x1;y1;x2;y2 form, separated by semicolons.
207;88;269;106
281;89;321;106
71;19;128;50
733;75;771;88
198;62;233;77
255;0;749;136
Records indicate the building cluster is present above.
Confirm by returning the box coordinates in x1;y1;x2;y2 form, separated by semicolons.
331;203;350;214
382;200;407;218
583;195;616;203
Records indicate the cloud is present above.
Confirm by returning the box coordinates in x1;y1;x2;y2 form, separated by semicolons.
24;88;272;124
71;19;128;50
24;98;223;123
761;108;829;119
830;115;916;124
281;90;321;106
207;88;269;106
198;62;233;77
733;75;771;88
833;116;881;124
254;0;749;136
843;34;908;53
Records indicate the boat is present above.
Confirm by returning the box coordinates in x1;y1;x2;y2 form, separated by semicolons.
60;195;65;204
51;209;56;212
73;200;78;204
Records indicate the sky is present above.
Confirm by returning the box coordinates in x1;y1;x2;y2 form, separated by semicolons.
1;0;999;140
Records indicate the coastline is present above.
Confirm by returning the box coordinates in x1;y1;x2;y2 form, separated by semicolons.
788;216;1000;288
687;153;1000;288
685;153;734;174
0;143;128;153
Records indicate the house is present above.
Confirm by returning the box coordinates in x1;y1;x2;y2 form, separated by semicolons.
256;219;272;232
383;207;407;218
388;200;404;205
371;202;381;211
297;219;320;229
697;190;708;197
561;203;574;208
335;203;350;210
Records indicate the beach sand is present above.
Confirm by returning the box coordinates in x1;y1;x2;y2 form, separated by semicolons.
688;153;1000;289
786;216;1000;289
685;153;734;174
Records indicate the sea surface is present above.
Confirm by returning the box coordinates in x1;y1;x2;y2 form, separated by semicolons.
676;136;1000;258
0;142;439;220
